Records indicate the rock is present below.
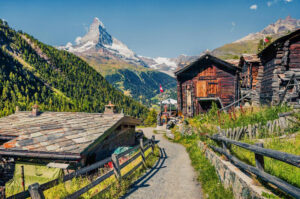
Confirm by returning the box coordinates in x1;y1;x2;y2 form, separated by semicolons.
244;102;251;107
166;130;174;139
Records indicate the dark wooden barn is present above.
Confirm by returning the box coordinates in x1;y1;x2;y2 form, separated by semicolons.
239;54;263;105
258;29;300;105
175;54;241;117
239;54;262;90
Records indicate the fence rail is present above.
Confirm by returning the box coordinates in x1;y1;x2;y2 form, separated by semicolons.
6;136;157;199
208;134;300;199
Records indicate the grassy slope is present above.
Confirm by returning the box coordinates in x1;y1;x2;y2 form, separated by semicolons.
211;33;285;60
212;40;258;60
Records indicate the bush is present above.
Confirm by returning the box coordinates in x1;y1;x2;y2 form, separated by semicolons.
144;109;157;126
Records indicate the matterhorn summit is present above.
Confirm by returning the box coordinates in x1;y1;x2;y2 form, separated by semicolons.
59;17;147;66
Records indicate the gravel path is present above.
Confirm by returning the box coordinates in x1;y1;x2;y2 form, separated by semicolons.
122;127;203;199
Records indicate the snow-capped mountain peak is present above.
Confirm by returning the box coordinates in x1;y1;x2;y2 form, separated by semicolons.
59;17;146;66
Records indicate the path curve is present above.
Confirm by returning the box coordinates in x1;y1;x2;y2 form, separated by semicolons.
123;127;203;199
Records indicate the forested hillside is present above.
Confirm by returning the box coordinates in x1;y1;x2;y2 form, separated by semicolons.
0;20;148;118
106;69;176;105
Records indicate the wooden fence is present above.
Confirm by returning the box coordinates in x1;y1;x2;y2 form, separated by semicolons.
217;114;297;141
208;134;300;199
5;136;156;199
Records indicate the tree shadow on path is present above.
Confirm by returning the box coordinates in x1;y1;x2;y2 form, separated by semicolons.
121;147;168;198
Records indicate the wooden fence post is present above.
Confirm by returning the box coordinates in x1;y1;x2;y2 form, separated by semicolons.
139;138;147;167
222;141;230;154
255;143;264;171
21;165;25;192
111;154;121;182
0;186;5;199
28;183;45;199
151;136;155;153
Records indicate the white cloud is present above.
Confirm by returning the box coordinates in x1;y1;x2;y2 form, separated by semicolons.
66;42;73;48
75;37;82;45
268;0;292;6
250;4;258;10
230;22;236;32
267;1;272;6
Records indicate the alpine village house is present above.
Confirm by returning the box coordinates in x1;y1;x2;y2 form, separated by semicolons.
0;102;140;186
176;28;300;117
175;54;241;117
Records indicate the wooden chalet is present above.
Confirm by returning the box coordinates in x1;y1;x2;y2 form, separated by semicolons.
0;104;140;167
238;54;263;104
258;29;300;105
175;54;241;117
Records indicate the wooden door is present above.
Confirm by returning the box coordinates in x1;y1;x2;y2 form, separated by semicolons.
207;80;218;97
197;80;218;97
196;81;207;97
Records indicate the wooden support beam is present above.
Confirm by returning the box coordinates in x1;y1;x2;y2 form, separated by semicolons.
255;143;265;171
139;138;147;168
28;183;45;199
111;154;121;182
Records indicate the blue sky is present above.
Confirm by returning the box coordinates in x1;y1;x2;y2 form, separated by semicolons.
0;0;299;57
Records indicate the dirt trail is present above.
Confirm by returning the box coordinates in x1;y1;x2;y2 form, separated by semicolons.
123;127;203;199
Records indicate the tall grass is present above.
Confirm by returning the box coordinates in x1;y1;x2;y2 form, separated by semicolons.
190;104;292;132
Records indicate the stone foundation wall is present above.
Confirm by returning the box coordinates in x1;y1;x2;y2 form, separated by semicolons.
198;141;272;199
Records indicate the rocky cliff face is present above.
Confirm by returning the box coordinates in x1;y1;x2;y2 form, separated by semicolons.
234;16;300;43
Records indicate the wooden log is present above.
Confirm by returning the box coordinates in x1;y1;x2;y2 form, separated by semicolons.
139;138;147;167
278;111;294;117
28;183;45;199
255;125;259;138
222;141;230;154
111;154;121;182
151;136;155;153
255;143;265;171
248;124;252;139
21;165;25;192
235;127;240;140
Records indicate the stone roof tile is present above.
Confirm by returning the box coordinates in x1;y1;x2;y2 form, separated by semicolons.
0;111;140;155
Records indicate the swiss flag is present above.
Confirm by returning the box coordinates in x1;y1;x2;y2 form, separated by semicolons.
264;37;269;43
159;84;164;93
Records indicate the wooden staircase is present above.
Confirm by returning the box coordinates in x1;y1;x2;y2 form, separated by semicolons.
279;72;300;107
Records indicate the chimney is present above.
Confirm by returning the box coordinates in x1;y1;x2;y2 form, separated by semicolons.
32;104;39;117
104;101;116;114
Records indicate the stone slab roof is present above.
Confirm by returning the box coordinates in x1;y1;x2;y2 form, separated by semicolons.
0;112;140;155
241;54;260;63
